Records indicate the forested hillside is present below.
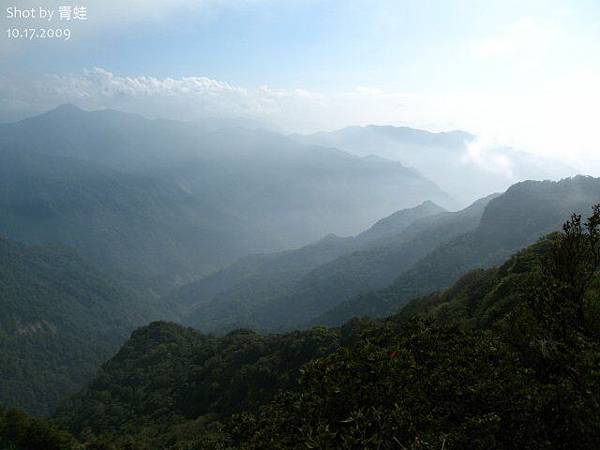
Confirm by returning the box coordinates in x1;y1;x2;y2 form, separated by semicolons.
175;200;450;332
0;148;261;290
50;206;600;449
180;177;600;334
0;237;173;416
317;176;600;326
0;106;451;288
56;322;340;447
1;2;595;448
0;407;77;450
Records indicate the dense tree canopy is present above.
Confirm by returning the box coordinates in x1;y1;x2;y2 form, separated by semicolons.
0;406;77;450
0;237;170;416
48;206;600;449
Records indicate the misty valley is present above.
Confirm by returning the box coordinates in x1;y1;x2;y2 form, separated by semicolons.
0;103;598;449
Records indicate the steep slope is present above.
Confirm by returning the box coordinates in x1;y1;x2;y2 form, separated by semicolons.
148;126;453;246
172;200;446;316
0;237;168;416
171;234;357;320
56;321;340;443
55;219;600;449
0;106;452;251
180;197;495;333
0;148;259;288
0;105;274;169
0;104;201;171
257;194;495;330
354;199;445;242
0;407;78;450
398;237;554;325
318;176;600;326
296;125;575;205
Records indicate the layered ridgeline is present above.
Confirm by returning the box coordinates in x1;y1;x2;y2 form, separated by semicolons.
176;176;599;333
176;197;493;332
53;209;600;449
295;125;575;205
0;105;451;287
316;175;600;326
0;149;259;290
0;237;174;416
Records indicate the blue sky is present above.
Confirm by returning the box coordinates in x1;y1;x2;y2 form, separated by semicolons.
5;0;595;89
2;0;600;168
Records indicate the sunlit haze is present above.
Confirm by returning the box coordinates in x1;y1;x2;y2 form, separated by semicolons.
2;0;600;172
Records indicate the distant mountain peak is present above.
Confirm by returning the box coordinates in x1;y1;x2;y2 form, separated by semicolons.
294;125;577;207
32;103;88;123
317;233;343;243
398;200;446;215
357;200;447;243
49;103;85;114
362;154;390;162
418;200;443;209
347;124;475;142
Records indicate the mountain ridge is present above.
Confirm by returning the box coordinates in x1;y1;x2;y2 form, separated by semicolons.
0;236;174;415
316;175;600;326
178;195;494;333
294;124;576;205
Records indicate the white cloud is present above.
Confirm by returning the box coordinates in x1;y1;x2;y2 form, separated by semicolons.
1;67;600;176
462;137;515;179
0;68;410;130
426;67;600;173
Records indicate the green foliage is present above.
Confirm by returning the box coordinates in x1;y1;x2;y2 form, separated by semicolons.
0;148;255;291
56;205;600;449
0;237;173;416
0;407;78;450
229;205;600;449
318;176;600;326
0;106;452;292
180;196;490;333
56;322;340;448
231;321;535;449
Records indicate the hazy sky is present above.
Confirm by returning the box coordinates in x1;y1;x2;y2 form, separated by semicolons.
1;0;600;171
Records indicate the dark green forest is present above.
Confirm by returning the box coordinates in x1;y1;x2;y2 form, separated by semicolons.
1;105;599;450
0;6;597;446
0;105;450;288
4;206;597;449
180;176;600;334
2;107;599;434
0;236;179;416
0;407;76;450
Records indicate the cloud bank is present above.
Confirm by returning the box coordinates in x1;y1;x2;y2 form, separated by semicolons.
0;67;413;131
0;66;599;175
